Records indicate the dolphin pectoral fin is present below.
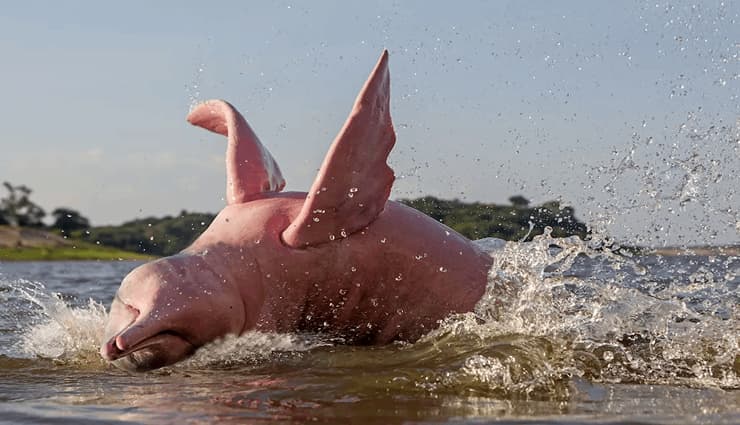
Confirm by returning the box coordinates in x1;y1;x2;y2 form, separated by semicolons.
187;100;286;205
282;50;396;248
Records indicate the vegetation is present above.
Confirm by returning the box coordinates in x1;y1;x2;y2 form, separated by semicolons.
72;196;588;256
0;181;91;233
0;181;148;261
1;181;590;260
51;208;91;233
0;243;154;261
70;211;216;257
398;196;588;241
0;182;46;227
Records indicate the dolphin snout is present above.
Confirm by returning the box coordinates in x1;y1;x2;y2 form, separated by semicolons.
100;328;144;360
100;296;139;361
100;337;125;361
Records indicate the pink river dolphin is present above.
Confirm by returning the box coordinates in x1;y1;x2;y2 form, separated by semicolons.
100;51;494;371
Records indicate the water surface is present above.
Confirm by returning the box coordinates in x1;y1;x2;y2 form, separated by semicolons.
0;236;738;424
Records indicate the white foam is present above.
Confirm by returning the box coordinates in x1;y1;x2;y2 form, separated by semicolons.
10;280;107;364
6;234;737;391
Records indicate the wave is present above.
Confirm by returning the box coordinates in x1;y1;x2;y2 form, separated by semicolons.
2;232;737;397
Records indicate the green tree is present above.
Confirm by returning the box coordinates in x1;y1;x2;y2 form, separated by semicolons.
398;196;588;241
0;182;46;227
51;208;91;233
68;197;589;256
508;195;530;208
72;210;216;256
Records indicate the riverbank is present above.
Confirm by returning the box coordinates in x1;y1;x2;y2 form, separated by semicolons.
2;225;737;261
0;226;154;261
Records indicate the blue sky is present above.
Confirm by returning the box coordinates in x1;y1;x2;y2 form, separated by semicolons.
1;1;738;246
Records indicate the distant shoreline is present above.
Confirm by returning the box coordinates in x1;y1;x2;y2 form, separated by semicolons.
0;246;155;261
1;224;737;262
0;226;154;261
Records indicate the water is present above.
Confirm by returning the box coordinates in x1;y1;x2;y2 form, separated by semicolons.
0;235;737;424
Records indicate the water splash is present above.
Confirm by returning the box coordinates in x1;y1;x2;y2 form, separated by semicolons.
424;233;739;396
5;279;329;370
6;280;107;365
4;234;737;397
580;111;740;248
178;332;331;370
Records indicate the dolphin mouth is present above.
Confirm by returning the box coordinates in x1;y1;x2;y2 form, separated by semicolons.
102;330;193;362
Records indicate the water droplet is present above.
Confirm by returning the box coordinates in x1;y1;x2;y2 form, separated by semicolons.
380;238;387;244
439;267;448;273
602;351;614;362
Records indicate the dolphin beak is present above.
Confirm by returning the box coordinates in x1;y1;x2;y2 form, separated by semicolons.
100;296;139;361
100;339;122;361
99;295;196;372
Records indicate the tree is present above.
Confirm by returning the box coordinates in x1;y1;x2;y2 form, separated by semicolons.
73;211;216;256
398;196;588;241
0;182;46;227
51;208;91;233
508;195;530;208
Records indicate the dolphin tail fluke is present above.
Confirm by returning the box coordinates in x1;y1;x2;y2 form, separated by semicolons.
282;50;396;248
187;100;285;204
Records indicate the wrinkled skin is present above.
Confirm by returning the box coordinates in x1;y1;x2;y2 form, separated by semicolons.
100;51;495;372
101;255;247;371
101;196;492;371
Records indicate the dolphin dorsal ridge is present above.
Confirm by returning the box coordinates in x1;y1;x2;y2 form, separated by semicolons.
187;100;286;204
282;50;396;248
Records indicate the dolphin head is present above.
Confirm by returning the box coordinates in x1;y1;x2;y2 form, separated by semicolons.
100;256;246;372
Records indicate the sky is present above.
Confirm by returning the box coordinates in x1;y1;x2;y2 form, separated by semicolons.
0;1;738;246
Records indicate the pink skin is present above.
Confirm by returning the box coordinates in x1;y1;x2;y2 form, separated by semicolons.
100;51;494;372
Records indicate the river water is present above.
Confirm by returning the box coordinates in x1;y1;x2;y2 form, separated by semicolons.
0;235;738;424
